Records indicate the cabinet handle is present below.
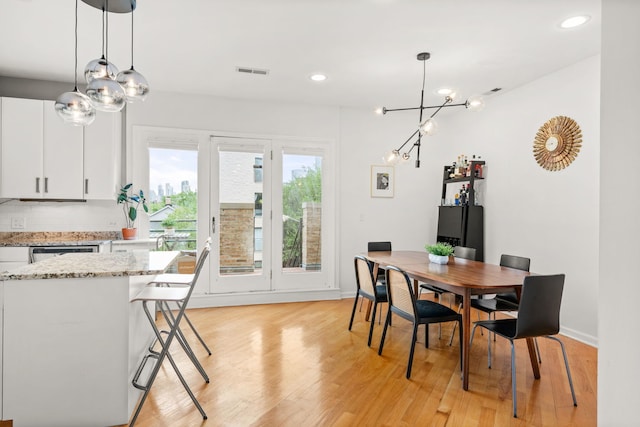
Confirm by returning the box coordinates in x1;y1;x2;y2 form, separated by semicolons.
85;179;89;194
35;177;40;193
44;177;48;193
211;216;216;234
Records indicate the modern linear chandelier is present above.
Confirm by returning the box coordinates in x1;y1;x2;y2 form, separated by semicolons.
381;52;484;168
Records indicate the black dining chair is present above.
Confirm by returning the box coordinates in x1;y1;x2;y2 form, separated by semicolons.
378;265;462;379
349;255;389;347
469;274;577;418
367;241;392;285
470;254;540;366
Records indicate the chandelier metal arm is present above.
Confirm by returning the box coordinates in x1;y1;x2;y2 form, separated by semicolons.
383;101;468;114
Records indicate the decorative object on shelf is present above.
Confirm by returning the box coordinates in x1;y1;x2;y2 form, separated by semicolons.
381;52;485;168
533;116;582;171
55;0;149;124
117;183;148;240
54;0;96;126
425;242;454;265
370;165;394;198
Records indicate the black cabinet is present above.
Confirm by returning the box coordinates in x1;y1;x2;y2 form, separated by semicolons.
436;161;485;261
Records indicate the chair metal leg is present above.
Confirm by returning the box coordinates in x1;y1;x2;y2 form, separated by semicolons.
130;301;207;427
181;309;212;355
406;323;418;379
509;340;517;417
348;294;360;331
546;336;578;407
368;301;378;347
158;304;209;383
449;302;463;346
159;284;212;355
377;311;391;355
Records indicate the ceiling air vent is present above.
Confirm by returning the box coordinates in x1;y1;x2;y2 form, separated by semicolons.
236;67;269;76
482;87;502;96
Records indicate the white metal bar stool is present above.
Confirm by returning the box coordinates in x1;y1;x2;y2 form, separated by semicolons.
147;237;212;355
129;242;211;426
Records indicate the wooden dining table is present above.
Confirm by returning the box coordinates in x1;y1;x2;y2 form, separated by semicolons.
364;250;538;391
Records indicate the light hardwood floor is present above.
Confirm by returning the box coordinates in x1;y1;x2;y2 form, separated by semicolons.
122;296;597;427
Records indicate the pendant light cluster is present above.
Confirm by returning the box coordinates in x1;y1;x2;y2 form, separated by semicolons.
55;0;149;126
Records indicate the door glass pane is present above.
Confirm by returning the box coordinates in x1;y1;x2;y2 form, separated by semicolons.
282;154;322;272
148;147;198;252
219;150;263;276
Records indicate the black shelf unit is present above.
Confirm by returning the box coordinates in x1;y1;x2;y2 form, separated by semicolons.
436;160;485;261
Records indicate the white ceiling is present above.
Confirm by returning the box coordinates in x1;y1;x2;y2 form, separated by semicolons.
0;0;601;110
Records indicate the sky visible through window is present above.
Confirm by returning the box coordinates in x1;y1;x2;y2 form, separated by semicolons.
149;149;320;201
149;148;197;201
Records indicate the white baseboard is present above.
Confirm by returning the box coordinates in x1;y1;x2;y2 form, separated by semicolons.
187;288;342;308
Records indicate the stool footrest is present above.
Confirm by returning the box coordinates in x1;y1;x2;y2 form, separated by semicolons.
132;353;160;391
148;330;170;356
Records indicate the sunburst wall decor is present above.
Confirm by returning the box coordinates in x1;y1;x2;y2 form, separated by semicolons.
533;116;582;171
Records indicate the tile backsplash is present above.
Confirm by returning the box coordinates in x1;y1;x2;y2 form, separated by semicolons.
0;199;124;232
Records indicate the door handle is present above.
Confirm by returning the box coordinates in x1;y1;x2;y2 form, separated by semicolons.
211;216;216;234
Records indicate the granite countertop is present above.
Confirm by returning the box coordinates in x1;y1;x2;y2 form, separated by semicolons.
0;250;180;280
0;231;120;247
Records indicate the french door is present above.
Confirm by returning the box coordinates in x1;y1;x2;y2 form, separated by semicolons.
210;136;330;293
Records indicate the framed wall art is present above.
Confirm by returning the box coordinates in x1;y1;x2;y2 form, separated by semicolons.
371;165;394;198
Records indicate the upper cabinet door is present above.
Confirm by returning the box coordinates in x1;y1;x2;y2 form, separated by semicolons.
1;97;44;198
83;111;121;200
43;101;84;199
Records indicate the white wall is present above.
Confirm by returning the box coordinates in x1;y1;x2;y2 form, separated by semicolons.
599;1;640;425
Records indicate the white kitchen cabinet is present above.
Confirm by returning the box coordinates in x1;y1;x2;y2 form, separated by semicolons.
0;97;83;199
83;111;122;200
1;97;43;198
43;100;84;198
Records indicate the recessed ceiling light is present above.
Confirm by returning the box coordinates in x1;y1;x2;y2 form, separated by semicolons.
310;74;327;82
560;15;590;29
437;88;454;96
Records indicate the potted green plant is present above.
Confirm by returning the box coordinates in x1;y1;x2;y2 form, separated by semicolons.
161;217;176;236
425;242;454;264
117;183;148;240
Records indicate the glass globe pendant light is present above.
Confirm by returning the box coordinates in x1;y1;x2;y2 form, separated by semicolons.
85;0;126;112
116;5;149;102
84;7;118;84
55;0;95;126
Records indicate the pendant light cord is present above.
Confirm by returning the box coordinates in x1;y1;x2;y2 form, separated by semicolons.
105;0;109;63
130;5;135;69
73;0;79;91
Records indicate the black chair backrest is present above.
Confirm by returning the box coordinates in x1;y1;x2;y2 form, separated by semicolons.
368;241;392;252
515;274;565;338
354;255;376;296
500;254;530;272
453;246;476;261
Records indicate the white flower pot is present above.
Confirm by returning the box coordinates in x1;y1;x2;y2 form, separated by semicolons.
428;253;449;264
